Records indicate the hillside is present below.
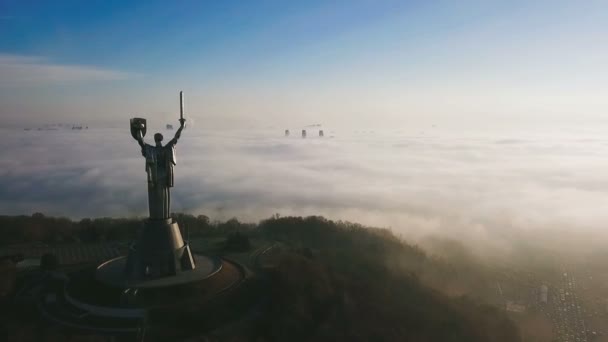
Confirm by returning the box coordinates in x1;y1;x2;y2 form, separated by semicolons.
250;216;520;342
0;214;521;341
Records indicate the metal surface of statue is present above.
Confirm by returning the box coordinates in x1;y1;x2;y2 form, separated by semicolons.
131;117;184;219
122;91;196;281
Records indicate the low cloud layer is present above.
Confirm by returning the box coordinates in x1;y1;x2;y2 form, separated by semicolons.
0;54;133;86
2;125;608;255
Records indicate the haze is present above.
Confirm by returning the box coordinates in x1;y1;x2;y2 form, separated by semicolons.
1;124;607;258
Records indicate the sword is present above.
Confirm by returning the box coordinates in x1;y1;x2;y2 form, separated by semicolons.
179;91;184;121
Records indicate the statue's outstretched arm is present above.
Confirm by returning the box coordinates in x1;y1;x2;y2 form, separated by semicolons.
136;130;145;148
136;130;147;157
167;119;185;146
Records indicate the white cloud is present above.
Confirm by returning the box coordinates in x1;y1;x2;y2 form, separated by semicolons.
1;125;608;257
0;54;135;86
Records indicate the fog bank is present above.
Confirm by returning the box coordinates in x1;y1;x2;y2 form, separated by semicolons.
2;124;608;255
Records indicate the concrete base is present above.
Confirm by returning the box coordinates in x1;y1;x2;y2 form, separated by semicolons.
96;254;221;288
39;257;250;337
123;218;196;281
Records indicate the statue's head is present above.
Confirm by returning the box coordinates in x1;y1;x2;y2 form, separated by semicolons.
154;133;163;145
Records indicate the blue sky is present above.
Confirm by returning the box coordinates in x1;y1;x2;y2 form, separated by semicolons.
1;0;607;128
1;1;414;70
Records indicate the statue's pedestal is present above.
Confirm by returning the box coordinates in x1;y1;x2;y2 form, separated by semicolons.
40;220;251;337
124;218;195;281
94;218;223;289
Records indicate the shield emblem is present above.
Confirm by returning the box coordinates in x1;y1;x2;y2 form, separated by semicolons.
130;117;147;140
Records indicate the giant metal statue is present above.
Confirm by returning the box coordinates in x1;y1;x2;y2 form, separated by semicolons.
130;93;185;219
123;91;195;281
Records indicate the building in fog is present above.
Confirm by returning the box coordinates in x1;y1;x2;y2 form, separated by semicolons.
319;130;324;137
302;129;306;138
285;129;290;137
505;301;526;313
540;285;548;303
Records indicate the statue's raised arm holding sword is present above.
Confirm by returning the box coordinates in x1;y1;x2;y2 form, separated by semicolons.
130;91;186;219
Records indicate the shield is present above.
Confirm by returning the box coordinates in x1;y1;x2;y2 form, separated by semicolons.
130;117;147;140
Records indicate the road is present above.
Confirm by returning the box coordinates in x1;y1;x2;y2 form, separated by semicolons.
544;269;588;342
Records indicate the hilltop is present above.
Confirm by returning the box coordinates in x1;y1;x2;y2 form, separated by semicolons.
0;214;521;341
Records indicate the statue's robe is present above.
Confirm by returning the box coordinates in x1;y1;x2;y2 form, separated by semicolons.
142;142;177;219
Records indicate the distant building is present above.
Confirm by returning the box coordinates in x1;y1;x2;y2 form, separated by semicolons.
285;129;290;137
319;130;324;137
540;285;548;303
505;301;526;313
302;129;307;138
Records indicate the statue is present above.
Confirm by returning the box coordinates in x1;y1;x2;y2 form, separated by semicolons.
130;93;186;219
123;91;195;280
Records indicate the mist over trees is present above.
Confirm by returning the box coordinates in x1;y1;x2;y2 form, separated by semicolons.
255;216;520;341
0;213;522;341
